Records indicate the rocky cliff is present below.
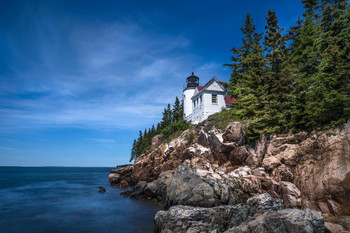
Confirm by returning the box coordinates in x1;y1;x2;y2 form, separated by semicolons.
110;121;350;232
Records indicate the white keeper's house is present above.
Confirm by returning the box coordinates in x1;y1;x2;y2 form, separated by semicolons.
183;72;236;124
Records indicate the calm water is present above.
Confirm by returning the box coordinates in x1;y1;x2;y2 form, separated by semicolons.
0;167;161;233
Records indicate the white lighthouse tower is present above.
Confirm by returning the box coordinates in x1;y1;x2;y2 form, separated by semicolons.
183;72;199;121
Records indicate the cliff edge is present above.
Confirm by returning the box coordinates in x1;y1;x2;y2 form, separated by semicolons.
109;121;350;232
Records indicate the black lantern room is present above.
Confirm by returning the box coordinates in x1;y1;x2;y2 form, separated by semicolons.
186;72;199;88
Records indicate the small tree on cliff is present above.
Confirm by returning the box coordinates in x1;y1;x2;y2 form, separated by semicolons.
225;13;267;121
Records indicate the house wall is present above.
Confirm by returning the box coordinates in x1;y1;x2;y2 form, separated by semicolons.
190;91;226;124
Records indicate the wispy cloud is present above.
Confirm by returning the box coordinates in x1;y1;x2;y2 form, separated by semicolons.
89;138;115;143
0;12;227;134
0;146;16;151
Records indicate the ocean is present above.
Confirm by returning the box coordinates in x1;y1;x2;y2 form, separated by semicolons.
0;167;161;233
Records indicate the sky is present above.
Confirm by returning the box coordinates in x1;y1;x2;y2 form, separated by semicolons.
0;0;304;166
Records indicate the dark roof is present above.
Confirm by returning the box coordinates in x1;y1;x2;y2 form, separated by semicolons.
225;95;236;105
186;72;199;80
196;86;204;91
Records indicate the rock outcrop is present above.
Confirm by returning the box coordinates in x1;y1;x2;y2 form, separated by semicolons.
132;130;194;182
154;194;325;233
109;121;350;231
259;123;350;215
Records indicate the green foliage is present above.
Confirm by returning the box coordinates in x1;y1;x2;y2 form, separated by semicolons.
160;120;190;143
187;131;195;144
223;0;349;140
129;96;187;162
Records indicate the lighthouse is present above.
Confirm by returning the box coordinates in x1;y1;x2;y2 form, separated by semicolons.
182;72;236;124
183;72;199;120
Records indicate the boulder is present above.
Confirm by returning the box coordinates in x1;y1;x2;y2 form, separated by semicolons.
109;165;136;187
208;130;236;154
151;134;162;150
229;146;250;165
133;130;192;182
278;181;301;208
165;163;219;207
118;180;129;188
226;209;324;233
324;222;347;233
154;193;324;233
262;156;281;172
108;173;120;184
98;186;106;193
222;122;244;145
197;129;209;147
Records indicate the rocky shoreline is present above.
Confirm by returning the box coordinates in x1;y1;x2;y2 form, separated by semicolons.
109;121;350;232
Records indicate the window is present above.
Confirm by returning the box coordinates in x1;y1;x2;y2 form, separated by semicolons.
212;94;217;104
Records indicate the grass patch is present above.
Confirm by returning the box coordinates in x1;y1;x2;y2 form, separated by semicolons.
160;120;191;143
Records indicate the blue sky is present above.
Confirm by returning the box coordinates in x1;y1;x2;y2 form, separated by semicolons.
0;0;304;166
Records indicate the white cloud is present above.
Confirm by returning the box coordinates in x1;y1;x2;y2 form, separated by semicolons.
89;138;115;143
0;18;228;133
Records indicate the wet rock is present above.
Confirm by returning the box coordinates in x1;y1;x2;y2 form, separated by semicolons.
109;165;136;187
118;180;129;188
108;173;120;184
98;186;106;193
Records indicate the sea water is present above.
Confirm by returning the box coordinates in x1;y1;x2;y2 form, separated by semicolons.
0;167;161;233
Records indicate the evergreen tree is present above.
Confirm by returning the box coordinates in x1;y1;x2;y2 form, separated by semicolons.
305;0;350;126
151;124;156;136
130;139;137;162
172;97;182;122
225;14;267;121
302;0;320;17
136;130;143;155
256;9;293;134
161;104;173;128
289;0;322;130
225;14;258;98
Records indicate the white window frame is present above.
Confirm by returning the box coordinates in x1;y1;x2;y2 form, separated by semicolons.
212;94;217;104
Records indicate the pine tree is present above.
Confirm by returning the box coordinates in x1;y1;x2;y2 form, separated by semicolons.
256;9;293;134
225;14;257;98
225;14;267;121
161;104;173;128
130;139;137;162
306;0;350;126
289;0;322;130
151;124;156;136
302;0;320;17
135;130;143;156
172;97;183;122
